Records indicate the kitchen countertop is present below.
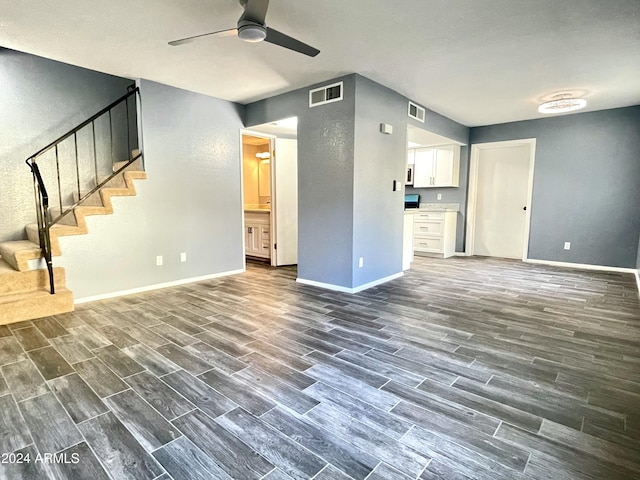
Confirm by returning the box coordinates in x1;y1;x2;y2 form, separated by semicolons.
405;202;459;213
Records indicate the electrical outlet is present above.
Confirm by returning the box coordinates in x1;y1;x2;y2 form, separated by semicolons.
564;242;571;250
180;252;187;263
437;193;442;200
358;257;364;268
156;255;163;266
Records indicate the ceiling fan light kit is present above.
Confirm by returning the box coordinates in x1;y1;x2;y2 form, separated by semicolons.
538;94;587;114
168;0;320;56
238;22;267;42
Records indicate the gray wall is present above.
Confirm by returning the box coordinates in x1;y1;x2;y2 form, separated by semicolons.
471;106;640;269
246;73;470;288
637;233;640;271
352;76;407;285
0;48;134;241
246;75;358;288
57;79;245;299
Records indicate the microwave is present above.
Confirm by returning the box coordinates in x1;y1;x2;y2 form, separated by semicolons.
406;165;414;185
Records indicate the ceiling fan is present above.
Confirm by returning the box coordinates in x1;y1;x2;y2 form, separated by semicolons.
168;0;320;57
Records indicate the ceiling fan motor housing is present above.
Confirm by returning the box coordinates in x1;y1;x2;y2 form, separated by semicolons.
238;21;267;42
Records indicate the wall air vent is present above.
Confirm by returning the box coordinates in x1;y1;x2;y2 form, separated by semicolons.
309;81;343;107
408;101;426;123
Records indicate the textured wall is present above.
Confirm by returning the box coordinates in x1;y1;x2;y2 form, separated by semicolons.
471;106;640;268
637;232;640;271
246;73;470;288
0;48;133;241
57;80;245;299
352;75;407;286
246;74;357;288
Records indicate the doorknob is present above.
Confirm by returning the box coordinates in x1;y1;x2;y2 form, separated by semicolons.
523;206;527;211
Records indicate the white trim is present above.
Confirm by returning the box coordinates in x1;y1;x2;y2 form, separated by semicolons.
240;129;276;268
74;269;245;304
525;258;636;274
466;138;536;260
296;272;403;294
635;269;640;294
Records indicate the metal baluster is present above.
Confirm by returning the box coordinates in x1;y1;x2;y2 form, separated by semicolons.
109;109;114;170
92;120;98;186
55;146;62;214
125;97;131;159
74;132;81;202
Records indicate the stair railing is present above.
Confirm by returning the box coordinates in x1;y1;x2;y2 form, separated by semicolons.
25;85;143;294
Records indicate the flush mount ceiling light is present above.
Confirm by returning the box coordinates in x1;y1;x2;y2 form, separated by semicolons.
538;94;587;114
256;151;270;159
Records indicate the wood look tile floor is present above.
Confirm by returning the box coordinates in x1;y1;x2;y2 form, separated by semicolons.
1;256;639;480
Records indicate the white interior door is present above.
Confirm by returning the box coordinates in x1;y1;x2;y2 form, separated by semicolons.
273;138;298;266
473;144;532;259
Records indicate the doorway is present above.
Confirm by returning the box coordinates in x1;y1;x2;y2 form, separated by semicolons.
466;139;536;260
241;118;298;267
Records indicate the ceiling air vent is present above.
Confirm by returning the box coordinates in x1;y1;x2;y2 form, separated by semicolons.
408;101;425;123
309;81;343;107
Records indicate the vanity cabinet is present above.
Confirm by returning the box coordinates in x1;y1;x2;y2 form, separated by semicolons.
413;210;457;258
412;145;460;188
245;212;270;259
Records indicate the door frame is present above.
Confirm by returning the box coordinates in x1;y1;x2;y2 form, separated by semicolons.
465;138;536;261
240;129;277;266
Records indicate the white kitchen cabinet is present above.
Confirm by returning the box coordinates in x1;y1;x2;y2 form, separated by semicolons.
245;212;271;259
413;210;457;258
412;145;460;188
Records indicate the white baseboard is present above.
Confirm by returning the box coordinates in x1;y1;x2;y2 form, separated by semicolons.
74;268;245;304
297;272;403;294
525;258;636;274
635;269;640;294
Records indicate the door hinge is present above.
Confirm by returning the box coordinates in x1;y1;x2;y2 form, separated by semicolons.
274;243;277;249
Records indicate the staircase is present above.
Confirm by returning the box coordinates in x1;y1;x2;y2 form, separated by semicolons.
0;87;145;325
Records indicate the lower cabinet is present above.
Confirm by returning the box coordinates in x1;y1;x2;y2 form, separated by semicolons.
413;210;457;258
245;212;270;259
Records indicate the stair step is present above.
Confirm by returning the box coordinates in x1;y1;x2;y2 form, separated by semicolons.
72;189;105;207
49;206;78;226
0;240;41;271
0;263;67;295
0;287;74;325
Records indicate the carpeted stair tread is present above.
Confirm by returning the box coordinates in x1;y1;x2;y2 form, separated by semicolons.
0;240;41;271
0;287;74;325
0;266;67;295
0;257;14;274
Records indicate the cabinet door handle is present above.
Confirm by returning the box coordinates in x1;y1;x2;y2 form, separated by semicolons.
248;227;252;233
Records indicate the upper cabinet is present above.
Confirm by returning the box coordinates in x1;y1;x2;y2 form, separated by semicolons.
412;145;460;188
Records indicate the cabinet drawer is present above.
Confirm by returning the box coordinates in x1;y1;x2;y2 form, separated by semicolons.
415;212;444;220
260;226;270;239
414;220;443;236
414;237;443;252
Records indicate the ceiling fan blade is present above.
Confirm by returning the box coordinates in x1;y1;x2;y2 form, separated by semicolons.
264;28;320;57
168;28;238;46
240;0;270;25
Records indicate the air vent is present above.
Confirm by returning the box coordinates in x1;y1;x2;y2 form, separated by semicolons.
408;101;425;123
309;81;343;107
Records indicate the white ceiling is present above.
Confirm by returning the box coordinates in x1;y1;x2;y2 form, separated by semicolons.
1;0;639;127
